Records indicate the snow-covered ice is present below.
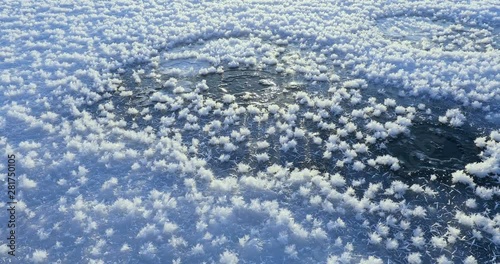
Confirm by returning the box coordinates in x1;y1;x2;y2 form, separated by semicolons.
0;0;499;263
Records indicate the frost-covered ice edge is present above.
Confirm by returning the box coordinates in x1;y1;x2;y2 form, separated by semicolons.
0;1;499;263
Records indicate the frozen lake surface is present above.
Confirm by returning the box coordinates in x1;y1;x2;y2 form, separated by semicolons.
0;1;498;263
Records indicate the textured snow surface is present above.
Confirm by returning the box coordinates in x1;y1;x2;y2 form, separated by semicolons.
0;0;499;263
